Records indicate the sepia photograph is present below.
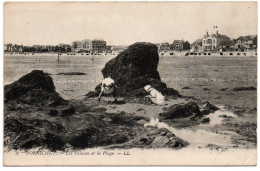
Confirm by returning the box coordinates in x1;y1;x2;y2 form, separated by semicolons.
3;1;258;166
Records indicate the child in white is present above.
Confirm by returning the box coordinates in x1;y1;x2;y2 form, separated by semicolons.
144;85;165;105
98;77;117;103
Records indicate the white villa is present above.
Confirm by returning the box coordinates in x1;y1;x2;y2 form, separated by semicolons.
202;30;230;51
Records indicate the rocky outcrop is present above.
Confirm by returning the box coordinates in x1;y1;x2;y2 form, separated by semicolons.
159;102;202;119
107;127;189;149
200;101;219;115
5;70;56;103
4;70;74;116
4;70;187;151
86;42;180;101
4;107;188;151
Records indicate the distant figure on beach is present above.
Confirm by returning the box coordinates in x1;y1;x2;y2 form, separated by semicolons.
144;85;165;105
91;51;94;60
98;77;117;103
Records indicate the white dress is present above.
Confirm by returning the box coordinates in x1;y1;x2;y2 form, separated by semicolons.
101;77;115;94
149;88;165;105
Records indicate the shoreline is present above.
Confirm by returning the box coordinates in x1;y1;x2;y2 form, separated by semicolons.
4;52;257;57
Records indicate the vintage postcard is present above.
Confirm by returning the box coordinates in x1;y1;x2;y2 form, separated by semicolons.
3;1;257;166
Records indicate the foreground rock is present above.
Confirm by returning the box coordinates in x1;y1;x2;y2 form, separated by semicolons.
86;42;180;102
4;70;74;116
107;127;189;149
4;70;188;151
159;102;202;119
158;101;219;125
200;101;219;115
5;70;56;103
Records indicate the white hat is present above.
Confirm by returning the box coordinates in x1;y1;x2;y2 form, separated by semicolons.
144;85;152;91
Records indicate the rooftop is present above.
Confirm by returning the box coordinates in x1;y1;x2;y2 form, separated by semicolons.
237;35;257;41
173;40;184;44
191;39;202;45
92;39;106;42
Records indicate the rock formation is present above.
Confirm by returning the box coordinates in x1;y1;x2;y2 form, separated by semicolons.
4;70;73;116
200;101;219;115
4;70;188;151
86;42;180;101
159;102;202;119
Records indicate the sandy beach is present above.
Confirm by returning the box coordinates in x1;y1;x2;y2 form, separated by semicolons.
4;53;257;152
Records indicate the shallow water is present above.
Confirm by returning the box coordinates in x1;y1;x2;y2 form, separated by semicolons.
145;116;235;148
4;54;257;100
206;106;237;126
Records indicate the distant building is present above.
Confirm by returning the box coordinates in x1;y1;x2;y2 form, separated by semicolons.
191;39;203;52
71;41;78;51
158;42;171;51
18;46;23;52
59;43;71;52
111;45;127;52
229;40;237;50
71;39;107;52
91;39;106;53
106;46;112;53
43;45;56;52
202;30;230;51
172;40;184;50
235;35;257;50
11;44;23;52
71;41;83;52
218;40;232;52
82;39;92;51
4;43;12;52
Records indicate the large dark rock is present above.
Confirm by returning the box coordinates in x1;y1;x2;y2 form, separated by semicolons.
86;42;180;99
159;102;202;119
4;70;68;107
5;70;55;102
102;42;160;82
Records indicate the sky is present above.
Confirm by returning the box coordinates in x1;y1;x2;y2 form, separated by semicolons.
4;1;258;46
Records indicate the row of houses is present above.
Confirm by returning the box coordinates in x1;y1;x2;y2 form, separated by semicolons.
71;39;129;53
4;40;127;54
4;43;72;53
5;31;257;53
156;40;191;51
71;39;107;53
191;30;257;52
4;39;108;53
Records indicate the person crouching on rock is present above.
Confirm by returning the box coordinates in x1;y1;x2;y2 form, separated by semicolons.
98;77;117;103
144;85;165;105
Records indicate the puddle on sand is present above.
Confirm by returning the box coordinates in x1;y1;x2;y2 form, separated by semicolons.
206;105;237;126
